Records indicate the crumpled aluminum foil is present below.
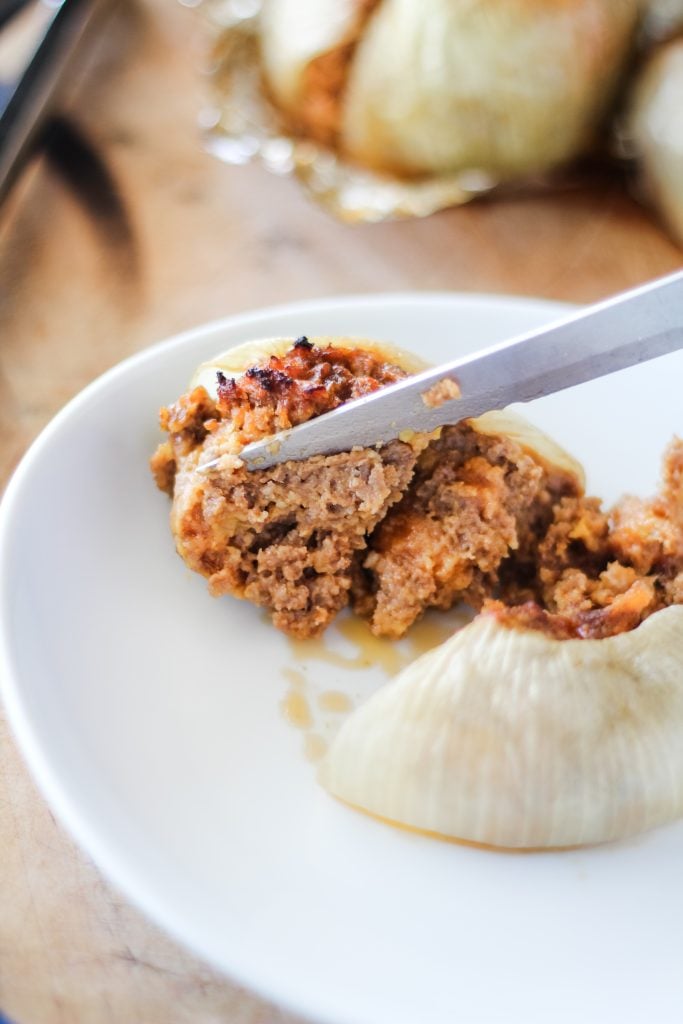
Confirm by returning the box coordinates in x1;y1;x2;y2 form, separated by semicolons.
198;0;496;223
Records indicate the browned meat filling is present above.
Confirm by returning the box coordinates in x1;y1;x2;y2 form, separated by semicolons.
215;336;404;445
152;336;683;643
489;439;683;639
151;339;416;638
151;336;406;494
350;425;581;638
277;0;381;148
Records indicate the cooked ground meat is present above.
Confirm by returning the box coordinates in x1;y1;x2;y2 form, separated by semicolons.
351;424;581;637
152;335;683;644
169;441;415;637
152;337;407;494
486;577;657;641
491;438;683;639
215;336;404;446
151;339;416;638
281;0;381;148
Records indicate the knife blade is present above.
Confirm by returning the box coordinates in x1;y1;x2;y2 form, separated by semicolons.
0;0;110;204
219;268;683;472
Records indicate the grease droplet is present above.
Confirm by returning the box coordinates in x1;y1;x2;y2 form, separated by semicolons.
318;690;353;713
281;690;312;729
303;733;328;762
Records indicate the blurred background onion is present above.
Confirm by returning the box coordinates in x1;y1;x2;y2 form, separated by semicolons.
200;0;683;236
261;0;641;180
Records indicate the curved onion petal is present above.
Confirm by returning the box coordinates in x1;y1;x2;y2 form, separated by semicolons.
628;38;683;248
472;410;585;489
320;606;683;848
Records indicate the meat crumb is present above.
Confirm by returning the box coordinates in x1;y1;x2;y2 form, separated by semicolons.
420;377;461;408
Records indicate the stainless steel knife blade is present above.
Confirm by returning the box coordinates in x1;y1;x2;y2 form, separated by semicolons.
213;269;683;472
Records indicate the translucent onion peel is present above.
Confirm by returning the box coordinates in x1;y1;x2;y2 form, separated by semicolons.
319;606;683;848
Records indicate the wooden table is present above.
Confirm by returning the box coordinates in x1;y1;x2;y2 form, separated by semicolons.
0;2;680;1021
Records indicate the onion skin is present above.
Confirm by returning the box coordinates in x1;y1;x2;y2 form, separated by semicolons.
320;606;683;849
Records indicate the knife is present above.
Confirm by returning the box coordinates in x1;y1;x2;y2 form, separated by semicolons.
0;0;110;204
220;269;683;472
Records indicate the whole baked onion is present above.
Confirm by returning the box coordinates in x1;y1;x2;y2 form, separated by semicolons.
260;0;641;180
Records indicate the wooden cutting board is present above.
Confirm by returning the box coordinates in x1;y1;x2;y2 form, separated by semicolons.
0;1;680;1021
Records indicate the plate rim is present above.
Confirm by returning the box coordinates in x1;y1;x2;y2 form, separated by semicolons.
0;290;578;1024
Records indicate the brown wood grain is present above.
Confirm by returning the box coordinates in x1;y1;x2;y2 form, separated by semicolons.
0;1;680;1021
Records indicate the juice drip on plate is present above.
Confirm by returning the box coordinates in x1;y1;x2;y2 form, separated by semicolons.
287;621;401;675
303;733;328;762
281;666;313;729
287;610;467;679
280;608;472;761
318;690;353;713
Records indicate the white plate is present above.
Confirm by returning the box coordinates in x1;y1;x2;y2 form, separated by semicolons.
2;293;683;1024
